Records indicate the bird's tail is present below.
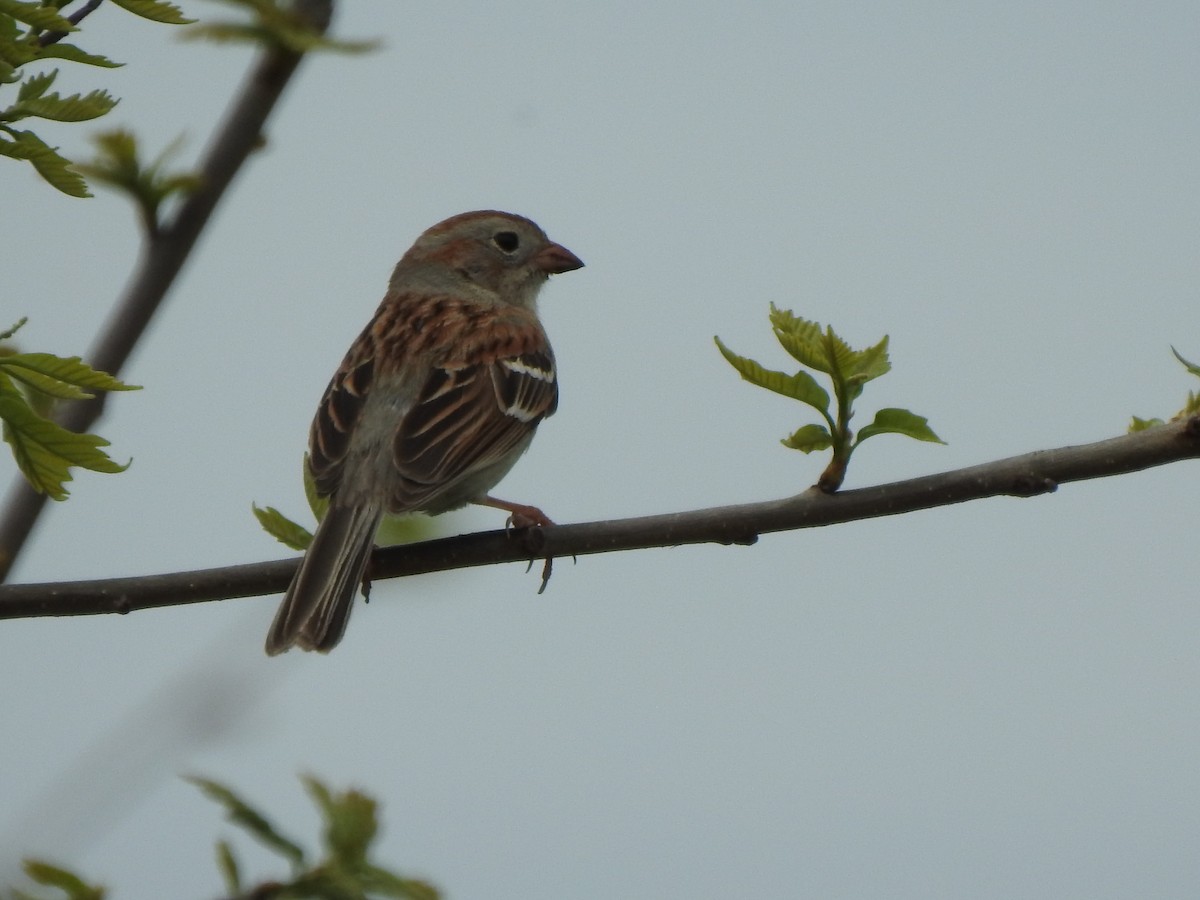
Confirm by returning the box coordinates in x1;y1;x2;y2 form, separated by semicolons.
265;502;384;655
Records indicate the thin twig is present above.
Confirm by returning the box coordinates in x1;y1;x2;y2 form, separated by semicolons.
0;1;334;582
1;416;1196;620
38;0;105;47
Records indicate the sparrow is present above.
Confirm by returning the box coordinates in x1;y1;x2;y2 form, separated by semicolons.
265;210;583;655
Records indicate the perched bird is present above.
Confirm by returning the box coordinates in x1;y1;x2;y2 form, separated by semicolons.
266;211;583;655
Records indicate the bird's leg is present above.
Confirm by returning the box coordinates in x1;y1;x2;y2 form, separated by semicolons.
476;495;555;529
478;495;556;590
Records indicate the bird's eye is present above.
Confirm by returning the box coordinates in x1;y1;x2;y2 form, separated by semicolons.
492;231;520;254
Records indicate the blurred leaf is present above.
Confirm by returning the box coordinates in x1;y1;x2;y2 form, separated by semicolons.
194;774;443;899
303;774;377;869
18;859;104;900
781;423;834;453
186;776;307;870
359;866;442;900
215;840;240;895
714;336;830;414
186;20;377;52
185;0;377;53
252;502;312;551
376;511;430;547
855;407;944;445
76;129;201;230
107;0;194;24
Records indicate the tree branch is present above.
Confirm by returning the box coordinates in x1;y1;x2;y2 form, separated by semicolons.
0;1;334;583
2;416;1196;620
39;0;105;48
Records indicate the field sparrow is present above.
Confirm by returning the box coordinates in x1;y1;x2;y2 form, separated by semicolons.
265;210;583;655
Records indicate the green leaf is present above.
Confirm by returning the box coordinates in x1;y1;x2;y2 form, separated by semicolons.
845;334;891;384
714;336;830;414
16;68;55;102
14;87;118;122
770;309;878;387
36;43;122;68
1128;415;1165;433
855;407;945;445
252;503;313;551
768;305;829;372
0;128;89;196
20;859;104;900
1171;346;1200;379
0;0;75;32
0;352;140;399
303;774;378;869
817;326;859;378
215;839;241;895
0;130;33;159
781;423;834;453
107;0;194;24
0;374;129;500
186;776;307;870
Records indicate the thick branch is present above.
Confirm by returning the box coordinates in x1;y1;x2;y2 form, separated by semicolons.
0;1;333;582
2;416;1196;620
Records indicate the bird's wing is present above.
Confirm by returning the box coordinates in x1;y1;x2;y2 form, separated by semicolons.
390;305;557;511
307;329;377;498
305;297;557;511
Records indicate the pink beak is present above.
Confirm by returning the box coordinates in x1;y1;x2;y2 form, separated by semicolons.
535;242;585;275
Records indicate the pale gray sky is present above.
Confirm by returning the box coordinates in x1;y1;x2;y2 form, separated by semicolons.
3;2;1199;898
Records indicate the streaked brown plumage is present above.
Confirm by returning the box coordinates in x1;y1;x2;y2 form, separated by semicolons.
266;211;583;655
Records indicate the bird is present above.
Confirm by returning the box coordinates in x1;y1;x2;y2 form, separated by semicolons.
265;210;583;655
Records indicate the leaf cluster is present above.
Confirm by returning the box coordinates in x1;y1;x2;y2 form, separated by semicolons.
188;774;439;899
1129;347;1200;432
0;0;193;195
716;305;942;490
0;318;139;500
